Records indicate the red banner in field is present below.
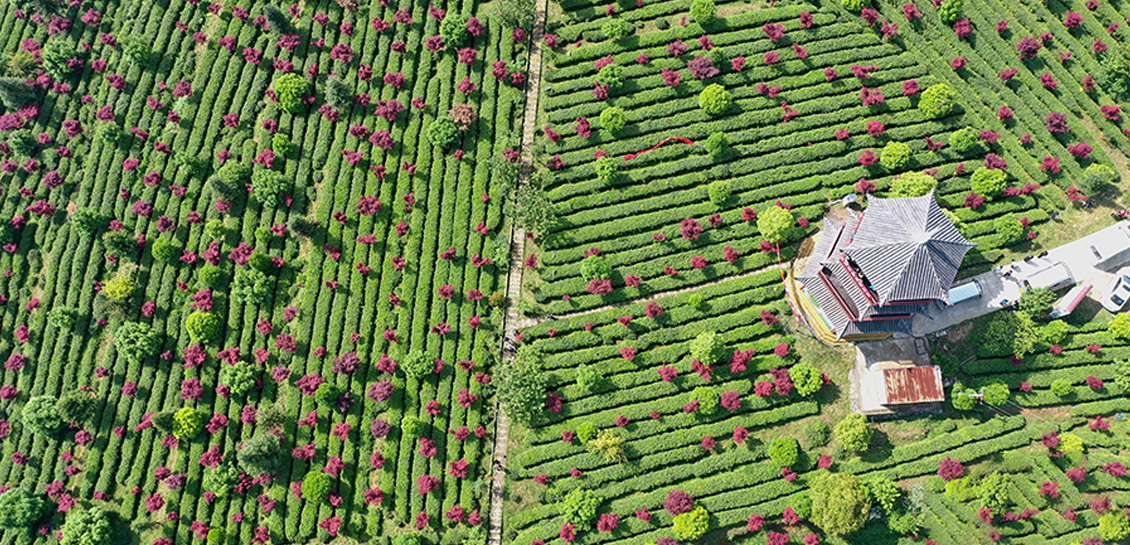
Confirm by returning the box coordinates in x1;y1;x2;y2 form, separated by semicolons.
623;136;696;160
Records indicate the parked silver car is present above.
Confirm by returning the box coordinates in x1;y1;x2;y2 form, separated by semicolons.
1101;268;1130;312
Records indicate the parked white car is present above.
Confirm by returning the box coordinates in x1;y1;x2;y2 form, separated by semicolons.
1101;268;1130;313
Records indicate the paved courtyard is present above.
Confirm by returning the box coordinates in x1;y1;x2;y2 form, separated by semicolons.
911;222;1129;336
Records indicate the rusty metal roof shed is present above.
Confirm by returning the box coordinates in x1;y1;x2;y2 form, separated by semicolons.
880;366;945;405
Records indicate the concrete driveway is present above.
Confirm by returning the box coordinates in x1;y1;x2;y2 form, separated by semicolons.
912;222;1128;336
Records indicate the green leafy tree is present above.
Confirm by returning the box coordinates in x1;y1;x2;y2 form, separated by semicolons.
217;161;251;189
0;487;43;529
949;126;980;154
699;84;731;115
977;472;1010;511
993;215;1025;245
690;0;716;25
937;0;964;23
151;236;181;263
186;311;221;344
981;382;1010;406
600;106;627;134
21;396;62;436
198;264;224;288
401;415;427;437
835;413;873;452
842;0;870;10
1081;163;1117;192
864;477;902;514
427;117;460;149
580;255;612;281
219;360;258;396
257;403;287;430
951;382;979;410
586;430;627;463
1100;510;1130;541
60;507;112;545
94;122;122;145
440;13;469;47
238;433;282;475
57;390;98;423
260;4;292;34
810;473;871;536
558;488;603;531
576;420;599;443
6;129;37;157
594;156;619;186
496;345;548;425
400;350;432;380
971;167;1008;199
118;34;152;65
789;362;823;396
690;331;726;365
672;506;710;541
251;169;291;208
1050;378;1074;397
575;364;604;392
595;64;625;89
602;17;634;40
494;0;535;28
393;534;424;545
1110;313;1130;339
691;386;720;415
47;307;77;330
509;183;558;235
315;383;343;406
889;172;937;197
0;77;35;109
101;230;135;257
302;471;333;504
231;268;272;305
70;208;108;237
271;133;294;155
704;132;729;159
1040;319;1070;345
880;141;913;170
768;436;800;468
1100;52;1130;99
41;39;84;81
707;179;731;206
102;271;136;303
203;463;241;498
114;322;160;363
1018;287;1057;320
152;410;177;434
173;407;204;439
758;205;795;243
976;312;1041;357
274;74;311;113
919;84;958;118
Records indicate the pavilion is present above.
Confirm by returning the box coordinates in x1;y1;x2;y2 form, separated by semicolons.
797;190;976;342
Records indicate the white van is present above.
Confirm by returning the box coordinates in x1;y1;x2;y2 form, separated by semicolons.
1089;224;1130;271
1023;262;1075;292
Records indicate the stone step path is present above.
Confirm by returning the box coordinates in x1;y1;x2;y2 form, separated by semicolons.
488;2;548;544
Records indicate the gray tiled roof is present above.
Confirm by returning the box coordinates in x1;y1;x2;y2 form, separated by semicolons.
842;191;976;305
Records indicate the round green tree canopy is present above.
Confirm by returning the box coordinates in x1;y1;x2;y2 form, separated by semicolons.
810;472;871;536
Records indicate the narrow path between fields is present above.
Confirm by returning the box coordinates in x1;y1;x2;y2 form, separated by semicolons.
489;2;548;544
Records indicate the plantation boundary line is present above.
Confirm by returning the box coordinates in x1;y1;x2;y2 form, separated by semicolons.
490;0;549;543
